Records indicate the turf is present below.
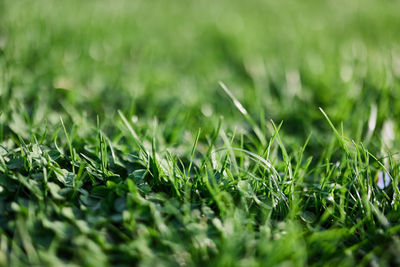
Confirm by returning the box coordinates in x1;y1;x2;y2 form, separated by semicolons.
1;0;400;266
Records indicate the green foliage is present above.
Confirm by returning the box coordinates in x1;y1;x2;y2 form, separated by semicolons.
1;0;400;266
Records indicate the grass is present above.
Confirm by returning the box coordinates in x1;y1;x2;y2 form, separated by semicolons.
1;0;400;266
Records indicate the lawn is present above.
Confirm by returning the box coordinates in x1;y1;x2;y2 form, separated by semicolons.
1;0;400;266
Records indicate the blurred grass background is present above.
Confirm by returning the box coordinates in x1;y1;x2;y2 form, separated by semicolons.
2;0;400;145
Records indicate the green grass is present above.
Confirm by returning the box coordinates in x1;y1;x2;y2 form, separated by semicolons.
1;0;400;266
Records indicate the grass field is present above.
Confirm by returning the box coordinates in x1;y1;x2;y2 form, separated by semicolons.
1;0;400;266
